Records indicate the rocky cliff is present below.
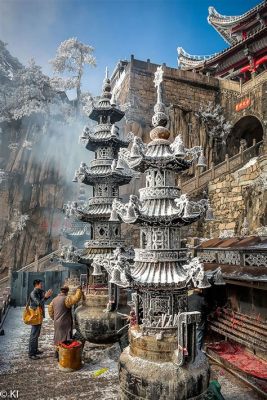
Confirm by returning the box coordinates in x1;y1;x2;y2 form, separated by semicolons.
0;116;66;278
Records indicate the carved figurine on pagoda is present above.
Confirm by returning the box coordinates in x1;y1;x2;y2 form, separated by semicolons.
94;66;224;399
59;186;90;287
67;69;135;343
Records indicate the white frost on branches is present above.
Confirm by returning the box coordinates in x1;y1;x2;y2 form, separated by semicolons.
22;140;33;150
7;209;29;241
8;142;19;151
0;58;56;122
50;38;96;109
196;102;232;144
219;229;235;239
0;169;8;184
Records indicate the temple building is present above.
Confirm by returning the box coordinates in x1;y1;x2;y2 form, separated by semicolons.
178;1;267;81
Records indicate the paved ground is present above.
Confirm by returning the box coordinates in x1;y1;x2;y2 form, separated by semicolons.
0;307;263;400
0;307;119;400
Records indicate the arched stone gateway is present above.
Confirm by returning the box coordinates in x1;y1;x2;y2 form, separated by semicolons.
227;115;264;157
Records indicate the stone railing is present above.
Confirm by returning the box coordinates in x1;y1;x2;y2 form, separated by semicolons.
182;140;263;195
219;69;267;94
17;249;61;273
0;286;11;332
197;248;267;268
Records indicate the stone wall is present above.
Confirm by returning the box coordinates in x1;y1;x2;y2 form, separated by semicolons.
204;154;266;237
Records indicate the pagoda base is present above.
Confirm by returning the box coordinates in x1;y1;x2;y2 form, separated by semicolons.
118;328;210;400
75;293;130;344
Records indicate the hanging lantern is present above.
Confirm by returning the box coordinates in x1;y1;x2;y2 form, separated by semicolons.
110;268;121;284
213;269;225;285
72;172;78;182
205;202;214;221
116;156;124;170
111;124;119;136
197;151;207;169
130;138;141;158
174;142;186;158
197;273;211;289
109;206;119;222
92;263;103;276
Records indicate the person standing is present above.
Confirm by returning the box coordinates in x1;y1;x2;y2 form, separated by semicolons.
29;279;53;360
188;288;208;351
48;286;83;359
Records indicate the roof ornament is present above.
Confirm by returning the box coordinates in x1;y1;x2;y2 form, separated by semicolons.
152;66;168;129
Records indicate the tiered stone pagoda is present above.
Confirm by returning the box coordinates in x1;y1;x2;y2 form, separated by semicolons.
96;66;223;399
70;70;134;343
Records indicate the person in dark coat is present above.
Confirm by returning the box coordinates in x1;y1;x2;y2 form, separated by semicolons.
48;286;83;358
188;288;208;351
29;279;53;360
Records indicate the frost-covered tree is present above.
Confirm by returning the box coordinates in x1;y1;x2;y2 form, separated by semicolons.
196;102;232;145
50;38;96;112
6;209;29;241
0;41;23;122
11;59;55;120
0;55;72;123
0;40;22;81
196;102;232;164
0;57;57;122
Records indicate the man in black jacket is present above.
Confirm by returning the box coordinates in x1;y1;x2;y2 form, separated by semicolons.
28;279;52;360
188;288;208;351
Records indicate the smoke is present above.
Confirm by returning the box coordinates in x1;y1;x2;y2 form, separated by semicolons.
27;108;94;201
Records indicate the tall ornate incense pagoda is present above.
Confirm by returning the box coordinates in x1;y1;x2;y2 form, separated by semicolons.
69;69;134;343
95;66;224;399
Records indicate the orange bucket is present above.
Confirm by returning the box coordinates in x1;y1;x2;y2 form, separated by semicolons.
58;341;82;372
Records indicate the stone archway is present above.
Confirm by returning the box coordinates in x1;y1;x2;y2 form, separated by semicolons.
227;115;264;157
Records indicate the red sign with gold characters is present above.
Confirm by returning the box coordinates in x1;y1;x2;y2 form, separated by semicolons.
235;98;251;112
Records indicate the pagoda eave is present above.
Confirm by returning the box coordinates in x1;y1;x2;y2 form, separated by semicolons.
77;213;111;223
89;107;124;124
85;137;130;152
81;173;133;186
130;260;189;287
78;247;115;264
119;213;201;227
127;157;192;173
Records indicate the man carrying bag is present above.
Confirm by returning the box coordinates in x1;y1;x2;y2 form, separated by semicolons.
26;279;52;360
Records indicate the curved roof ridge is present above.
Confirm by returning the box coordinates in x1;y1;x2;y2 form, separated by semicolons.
207;1;267;45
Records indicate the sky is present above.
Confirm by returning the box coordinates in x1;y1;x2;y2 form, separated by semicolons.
0;0;261;96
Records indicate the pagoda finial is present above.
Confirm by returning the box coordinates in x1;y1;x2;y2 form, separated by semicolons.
153;65;164;104
101;67;112;100
105;66;109;79
150;65;170;140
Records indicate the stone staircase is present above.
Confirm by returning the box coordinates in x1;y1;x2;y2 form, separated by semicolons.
182;140;263;196
16;249;61;273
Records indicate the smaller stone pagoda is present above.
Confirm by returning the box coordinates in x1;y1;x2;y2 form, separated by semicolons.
68;69;135;343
